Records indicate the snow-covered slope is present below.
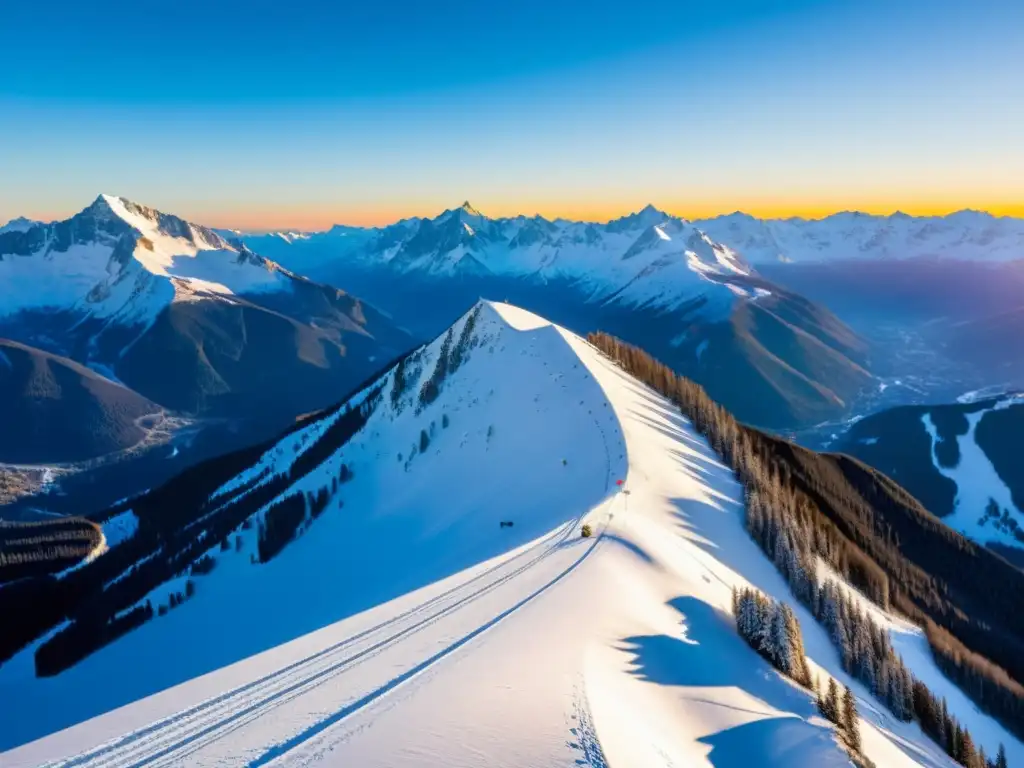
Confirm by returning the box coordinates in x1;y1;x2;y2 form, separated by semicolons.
2;302;1007;767
695;210;1024;264
0;194;291;327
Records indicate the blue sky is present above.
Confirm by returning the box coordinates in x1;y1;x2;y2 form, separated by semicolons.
2;0;1022;228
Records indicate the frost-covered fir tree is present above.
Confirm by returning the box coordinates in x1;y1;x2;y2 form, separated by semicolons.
782;603;812;685
842;684;861;752
825;678;841;724
768;602;792;674
734;589;812;688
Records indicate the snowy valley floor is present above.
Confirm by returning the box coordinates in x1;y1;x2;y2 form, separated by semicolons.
2;303;1016;767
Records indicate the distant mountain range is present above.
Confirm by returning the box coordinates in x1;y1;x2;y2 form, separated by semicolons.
227;204;1024;410
7;201;1022;436
225;207;1024;266
227;202;874;431
234;202;752;305
0;195;415;469
694;210;1024;264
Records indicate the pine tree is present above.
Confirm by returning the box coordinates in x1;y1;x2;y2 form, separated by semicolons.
901;666;915;723
996;743;1008;768
842;685;861;752
769;603;791;673
825;678;841;724
959;729;977;768
938;698;949;753
783;604;811;685
391;356;406;409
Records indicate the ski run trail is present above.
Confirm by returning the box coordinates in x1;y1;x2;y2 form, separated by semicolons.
3;301;1018;767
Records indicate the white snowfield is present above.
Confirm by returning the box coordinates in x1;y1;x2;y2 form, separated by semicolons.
2;302;1011;767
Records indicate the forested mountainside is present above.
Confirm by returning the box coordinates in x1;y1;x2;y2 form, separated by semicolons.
0;339;159;464
836;396;1024;562
0;517;102;583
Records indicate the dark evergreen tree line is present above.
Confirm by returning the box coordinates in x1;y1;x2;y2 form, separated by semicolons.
0;518;102;583
36;601;154;677
418;304;481;409
419;328;454;408
925;620;1024;749
257;492;307;563
391;355;408;411
190;554;216;576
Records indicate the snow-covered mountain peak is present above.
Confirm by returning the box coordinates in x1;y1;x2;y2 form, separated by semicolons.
434;201;488;224
458;200;483;217
0;194;293;325
605;203;673;233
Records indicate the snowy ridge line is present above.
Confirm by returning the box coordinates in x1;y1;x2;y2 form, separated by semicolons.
247;511;616;767
43;505;614;768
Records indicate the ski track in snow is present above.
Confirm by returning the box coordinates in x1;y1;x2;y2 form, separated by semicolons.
248;528;608;768
6;301;1015;768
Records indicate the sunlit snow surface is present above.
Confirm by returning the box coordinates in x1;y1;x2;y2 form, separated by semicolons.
2;302;1009;767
